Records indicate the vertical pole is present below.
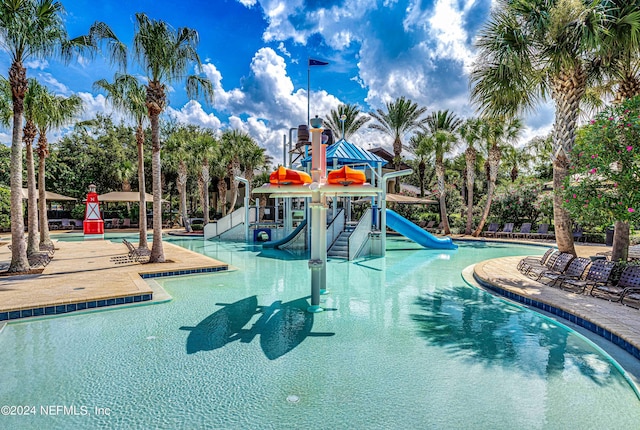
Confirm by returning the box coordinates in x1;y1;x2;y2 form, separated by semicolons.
307;62;310;126
308;126;326;313
235;177;250;242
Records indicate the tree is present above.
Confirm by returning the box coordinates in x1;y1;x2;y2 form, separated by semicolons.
472;117;523;237
407;132;432;198
94;73;150;248
0;0;122;272
564;96;640;261
422;110;462;235
470;0;617;253
502;146;532;182
369;96;428;191
163;123;196;232
221;129;255;212
191;129;217;224
459;118;483;235
324;103;370;140
34;90;82;248
132;13;213;262
22;78;46;255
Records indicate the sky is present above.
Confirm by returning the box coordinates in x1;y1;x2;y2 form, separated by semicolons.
0;0;554;164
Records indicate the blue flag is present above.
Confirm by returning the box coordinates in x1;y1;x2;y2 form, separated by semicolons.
308;58;329;67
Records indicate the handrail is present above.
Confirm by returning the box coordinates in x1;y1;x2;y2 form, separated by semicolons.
326;208;345;249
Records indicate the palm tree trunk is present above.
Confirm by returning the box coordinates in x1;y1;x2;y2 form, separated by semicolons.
550;69;584;256
418;160;425;197
149;111;165;262
228;157;239;211
177;161;190;232
8;61;29;272
136;123;148;249
393;135;402;192
611;221;630;262
202;163;210;224
217;180;228;217
37;138;52;249
436;159;450;234
24;122;39;256
472;146;500;237
465;147;476;235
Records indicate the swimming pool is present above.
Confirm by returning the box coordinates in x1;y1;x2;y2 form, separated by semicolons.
0;237;638;429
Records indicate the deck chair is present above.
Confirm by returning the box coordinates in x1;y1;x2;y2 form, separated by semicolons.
527;252;574;281
122;218;132;228
513;222;531;239
591;264;640;302
122;239;151;263
529;223;551;240
517;248;556;273
542;257;591;287
424;220;436;231
495;223;514;238
60;218;75;230
572;224;585;243
483;222;499;238
560;260;616;294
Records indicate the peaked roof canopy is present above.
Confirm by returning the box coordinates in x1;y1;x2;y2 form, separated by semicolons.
301;138;387;169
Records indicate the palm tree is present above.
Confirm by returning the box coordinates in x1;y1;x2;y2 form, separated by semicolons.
219;130;250;212
22;78;48;255
324;103;370;140
369;96;428;191
407;132;432;198
471;117;523;237
422;110;462;235
132;13;213;262
34;91;82;248
459;118;482;235
502;146;532;182
0;0;123;272
94;73;150;248
240;143;266;186
163;123;196;232
0;0;70;271
192;130;217;224
469;0;628;253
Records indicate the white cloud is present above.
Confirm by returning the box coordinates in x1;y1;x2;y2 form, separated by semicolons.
37;73;71;95
25;59;49;70
166;100;223;130
426;0;476;71
237;0;257;6
277;42;290;58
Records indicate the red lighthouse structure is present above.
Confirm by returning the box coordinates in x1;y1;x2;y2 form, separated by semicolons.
83;184;104;240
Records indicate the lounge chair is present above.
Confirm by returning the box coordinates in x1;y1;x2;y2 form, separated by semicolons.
572;224;585;243
560;260;616;294
122;239;151;263
495;222;514;239
591;264;640;302
61;218;76;230
522;251;560;276
513;222;531;239
527;252;575;281
542;257;591;287
424;220;436;231
517;248;556;272
483;222;499;238
529;223;551;240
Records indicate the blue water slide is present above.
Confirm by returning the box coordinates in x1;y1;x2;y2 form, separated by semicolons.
262;219;307;249
385;209;457;250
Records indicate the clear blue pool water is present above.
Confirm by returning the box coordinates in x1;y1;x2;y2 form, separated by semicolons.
0;236;638;429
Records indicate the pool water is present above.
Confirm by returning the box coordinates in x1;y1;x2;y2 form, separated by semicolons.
0;238;638;429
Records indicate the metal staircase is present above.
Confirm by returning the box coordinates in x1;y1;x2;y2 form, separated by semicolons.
327;221;358;259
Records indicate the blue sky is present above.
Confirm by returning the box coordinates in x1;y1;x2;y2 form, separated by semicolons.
0;0;554;162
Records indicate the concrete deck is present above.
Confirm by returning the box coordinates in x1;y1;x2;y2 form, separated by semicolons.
0;237;227;316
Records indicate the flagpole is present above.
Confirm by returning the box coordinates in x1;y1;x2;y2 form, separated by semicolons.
307;58;310;126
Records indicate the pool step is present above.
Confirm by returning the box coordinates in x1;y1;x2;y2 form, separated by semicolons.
328;231;352;259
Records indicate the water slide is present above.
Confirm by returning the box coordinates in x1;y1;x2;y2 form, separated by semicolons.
385;209;458;250
262;220;307;249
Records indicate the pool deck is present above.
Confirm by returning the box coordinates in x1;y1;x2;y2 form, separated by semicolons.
465;239;640;363
0;235;227;320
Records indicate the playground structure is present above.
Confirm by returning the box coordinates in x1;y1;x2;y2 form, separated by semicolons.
205;116;457;312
